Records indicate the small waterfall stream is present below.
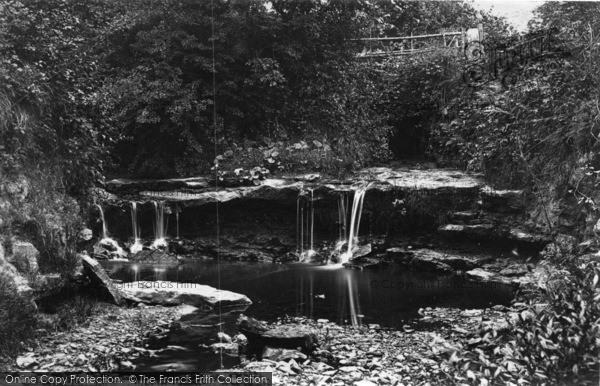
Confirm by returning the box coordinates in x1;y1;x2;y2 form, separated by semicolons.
340;184;370;264
96;204;108;240
130;202;143;254
296;190;316;261
96;203;125;257
152;201;169;249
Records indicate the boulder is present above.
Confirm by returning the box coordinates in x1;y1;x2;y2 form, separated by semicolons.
438;223;499;240
120;281;252;308
10;240;39;273
130;250;180;265
343;256;383;270
408;249;481;272
0;244;35;305
385;247;410;263
237;315;318;352
80;254;125;305
508;229;551;249
209;342;239;356
93;238;126;259
262;347;308;362
79;228;93;242
480;188;525;213
386;248;481;273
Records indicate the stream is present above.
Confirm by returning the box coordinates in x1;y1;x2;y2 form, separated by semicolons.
101;259;513;371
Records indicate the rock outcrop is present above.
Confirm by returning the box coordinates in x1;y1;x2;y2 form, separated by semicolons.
80;254;125;305
237;315;318;352
0;243;35;305
9;240;39;273
480;188;525;213
386;248;481;273
120;281;251;308
129;250;180;265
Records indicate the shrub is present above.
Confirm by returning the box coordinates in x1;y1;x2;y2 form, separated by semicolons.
213;137;366;181
0;272;38;357
444;256;600;385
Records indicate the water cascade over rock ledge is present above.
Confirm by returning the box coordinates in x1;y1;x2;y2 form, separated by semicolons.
93;167;551;275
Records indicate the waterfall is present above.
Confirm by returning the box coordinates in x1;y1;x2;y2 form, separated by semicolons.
340;184;370;264
130;202;143;254
296;190;316;261
96;204;108;239
96;203;125;258
151;201;169;249
175;204;180;239
309;189;315;255
336;193;349;251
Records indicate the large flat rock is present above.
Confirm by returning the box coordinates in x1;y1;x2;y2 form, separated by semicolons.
120;281;252;308
387;248;482;273
104;167;484;206
80;254;125;305
130;250;180;265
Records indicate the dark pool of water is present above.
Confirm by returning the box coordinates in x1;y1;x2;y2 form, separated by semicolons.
100;259;512;371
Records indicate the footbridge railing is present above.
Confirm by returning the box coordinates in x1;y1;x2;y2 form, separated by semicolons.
356;25;483;58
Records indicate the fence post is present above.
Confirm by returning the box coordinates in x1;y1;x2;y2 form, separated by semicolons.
460;28;465;57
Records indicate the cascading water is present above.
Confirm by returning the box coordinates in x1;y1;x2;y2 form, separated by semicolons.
96;204;125;258
175;204;180;240
340;184;370;264
96;204;108;240
296;190;316;261
151;201;169;249
335;193;349;252
130;202;143;254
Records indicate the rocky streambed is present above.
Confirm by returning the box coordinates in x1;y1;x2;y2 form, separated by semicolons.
222;306;526;385
2;304;197;372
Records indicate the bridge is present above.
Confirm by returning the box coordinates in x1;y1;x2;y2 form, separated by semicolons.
356;25;483;58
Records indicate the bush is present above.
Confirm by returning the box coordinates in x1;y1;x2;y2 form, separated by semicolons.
213;137;374;182
444;256;600;384
0;272;38;357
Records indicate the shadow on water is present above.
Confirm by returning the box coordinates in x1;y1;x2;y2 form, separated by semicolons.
101;260;513;371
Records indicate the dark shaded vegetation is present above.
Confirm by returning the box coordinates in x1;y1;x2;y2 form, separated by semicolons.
0;272;37;357
445;251;600;385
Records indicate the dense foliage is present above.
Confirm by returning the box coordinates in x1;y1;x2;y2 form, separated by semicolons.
445;255;600;385
430;2;600;231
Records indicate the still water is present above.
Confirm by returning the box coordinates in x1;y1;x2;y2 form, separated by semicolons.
101;260;512;371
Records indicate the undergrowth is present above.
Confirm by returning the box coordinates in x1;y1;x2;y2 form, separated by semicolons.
0;272;38;357
444;251;600;385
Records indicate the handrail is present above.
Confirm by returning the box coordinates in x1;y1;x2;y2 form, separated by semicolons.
354;31;462;42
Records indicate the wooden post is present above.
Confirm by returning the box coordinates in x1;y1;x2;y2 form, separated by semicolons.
478;23;484;42
442;31;446;47
410;32;414;51
461;28;465;57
